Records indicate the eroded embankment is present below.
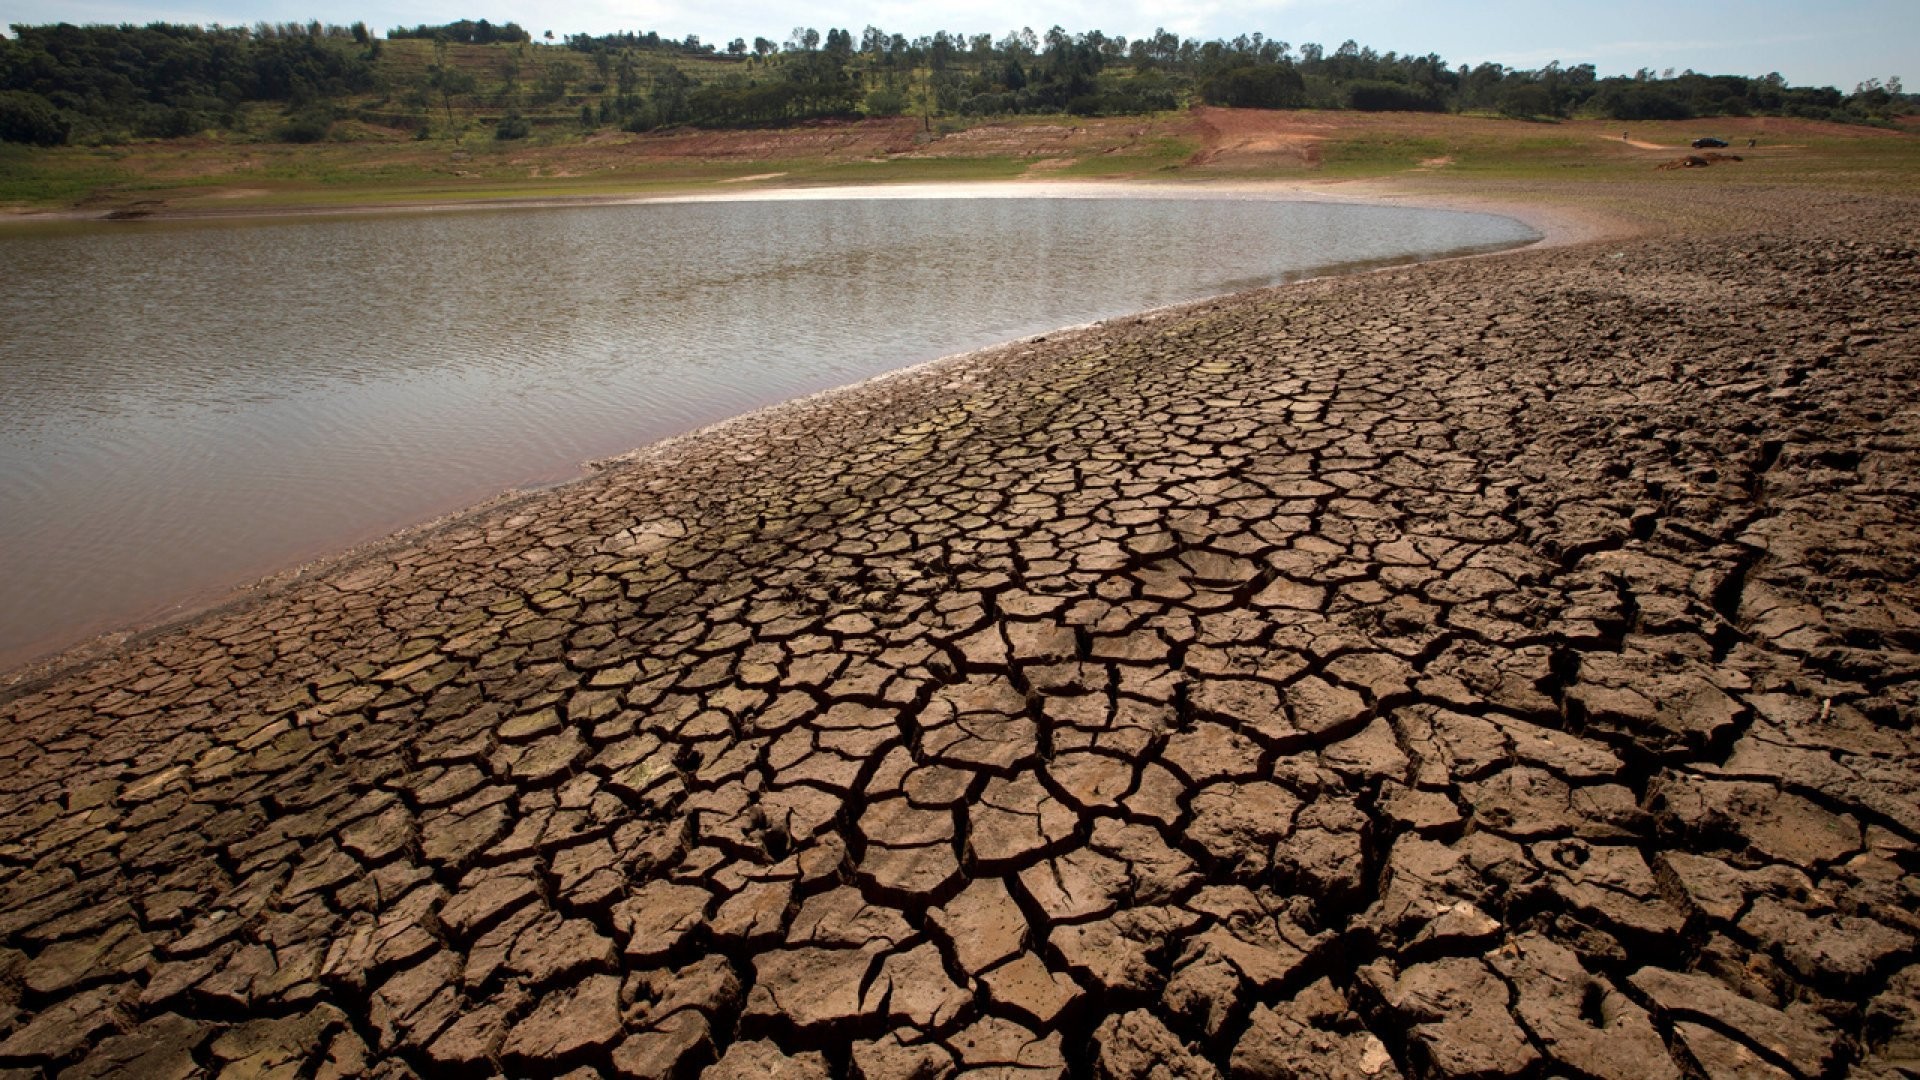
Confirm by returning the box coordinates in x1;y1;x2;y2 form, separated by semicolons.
0;185;1916;1079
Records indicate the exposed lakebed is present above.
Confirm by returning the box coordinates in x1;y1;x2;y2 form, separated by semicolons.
0;188;1538;668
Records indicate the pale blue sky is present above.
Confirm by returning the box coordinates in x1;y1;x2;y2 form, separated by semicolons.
4;0;1911;91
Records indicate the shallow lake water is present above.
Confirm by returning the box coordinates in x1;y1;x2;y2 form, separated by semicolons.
0;189;1539;668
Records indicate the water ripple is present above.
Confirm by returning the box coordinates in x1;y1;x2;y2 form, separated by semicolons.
0;196;1538;666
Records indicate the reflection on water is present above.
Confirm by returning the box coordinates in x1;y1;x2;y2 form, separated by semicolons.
0;194;1538;668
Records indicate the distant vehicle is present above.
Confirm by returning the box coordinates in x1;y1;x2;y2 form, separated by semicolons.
1691;137;1729;149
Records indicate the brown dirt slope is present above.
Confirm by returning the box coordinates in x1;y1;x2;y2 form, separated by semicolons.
1186;106;1325;168
457;114;1173;173
0;184;1917;1078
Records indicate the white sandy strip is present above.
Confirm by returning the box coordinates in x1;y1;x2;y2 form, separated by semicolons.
644;177;1354;205
623;178;1625;249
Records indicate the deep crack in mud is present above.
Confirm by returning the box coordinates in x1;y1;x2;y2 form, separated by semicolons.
0;186;1917;1079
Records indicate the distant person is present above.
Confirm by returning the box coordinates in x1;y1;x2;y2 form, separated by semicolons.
1748;137;1757;148
1622;131;1629;140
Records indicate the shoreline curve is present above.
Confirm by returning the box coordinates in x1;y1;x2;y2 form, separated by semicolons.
0;180;1605;691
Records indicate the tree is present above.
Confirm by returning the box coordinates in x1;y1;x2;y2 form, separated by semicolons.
1595;83;1691;120
533;55;576;104
650;66;691;125
1848;76;1901;118
1458;61;1505;111
390;19;528;44
615;49;638;103
929;31;955;71
501;49;521;97
425;40;476;134
1497;82;1553;119
1199;62;1304;108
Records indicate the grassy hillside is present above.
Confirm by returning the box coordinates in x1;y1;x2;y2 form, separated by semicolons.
3;106;1915;218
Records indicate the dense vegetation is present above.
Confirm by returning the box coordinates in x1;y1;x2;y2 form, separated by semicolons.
0;18;1909;146
0;22;379;141
388;19;528;45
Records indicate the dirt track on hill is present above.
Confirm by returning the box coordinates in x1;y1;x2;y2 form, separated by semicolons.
0;183;1917;1078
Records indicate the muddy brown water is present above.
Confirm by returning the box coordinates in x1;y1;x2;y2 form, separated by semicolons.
0;192;1537;670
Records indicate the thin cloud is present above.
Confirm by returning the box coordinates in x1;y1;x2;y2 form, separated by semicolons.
1;0;1903;88
1492;29;1838;65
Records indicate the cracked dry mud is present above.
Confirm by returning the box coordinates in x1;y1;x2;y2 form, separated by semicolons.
2;185;1918;1080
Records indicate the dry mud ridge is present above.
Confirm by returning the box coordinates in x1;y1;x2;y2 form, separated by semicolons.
2;186;1919;1080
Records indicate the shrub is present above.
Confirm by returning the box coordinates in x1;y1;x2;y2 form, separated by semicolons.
0;92;71;146
1065;83;1179;117
1598;87;1692;120
135;105;207;138
1497;83;1555;119
494;108;531;139
276;109;335;142
1346;79;1441;112
863;87;909;117
959;92;1015;116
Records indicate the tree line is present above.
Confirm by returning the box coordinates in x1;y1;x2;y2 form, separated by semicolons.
389;19;528;45
0;22;378;144
0;18;1908;147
